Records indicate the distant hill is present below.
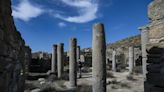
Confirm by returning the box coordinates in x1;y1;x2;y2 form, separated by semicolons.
107;35;141;49
82;35;141;52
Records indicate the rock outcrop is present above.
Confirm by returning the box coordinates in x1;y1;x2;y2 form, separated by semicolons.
0;0;31;92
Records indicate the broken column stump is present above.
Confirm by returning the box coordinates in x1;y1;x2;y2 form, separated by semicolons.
92;23;106;92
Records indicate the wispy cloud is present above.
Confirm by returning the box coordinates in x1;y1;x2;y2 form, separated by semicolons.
58;22;67;27
12;0;44;21
53;0;99;23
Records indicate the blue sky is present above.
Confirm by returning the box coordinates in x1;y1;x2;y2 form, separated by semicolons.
11;0;152;52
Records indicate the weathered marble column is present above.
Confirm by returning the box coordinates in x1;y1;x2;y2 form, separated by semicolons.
129;46;134;74
57;43;64;78
69;38;77;88
92;23;106;92
112;50;116;72
77;46;80;62
51;44;57;74
140;26;149;79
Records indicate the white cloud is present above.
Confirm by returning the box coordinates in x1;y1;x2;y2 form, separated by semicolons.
53;0;99;23
12;0;44;21
61;0;93;7
58;22;67;27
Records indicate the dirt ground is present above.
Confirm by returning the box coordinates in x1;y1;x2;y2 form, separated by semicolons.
25;69;144;92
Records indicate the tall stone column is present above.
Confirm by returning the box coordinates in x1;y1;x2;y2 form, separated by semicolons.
77;46;80;62
57;43;64;78
92;23;106;92
51;44;57;74
112;50;116;72
140;27;149;79
77;46;82;78
129;46;134;74
69;38;77;88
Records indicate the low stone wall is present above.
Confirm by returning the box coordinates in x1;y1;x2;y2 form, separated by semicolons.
0;0;31;92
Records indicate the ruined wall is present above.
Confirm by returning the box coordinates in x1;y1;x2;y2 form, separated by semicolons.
143;0;164;92
0;0;31;92
148;0;164;44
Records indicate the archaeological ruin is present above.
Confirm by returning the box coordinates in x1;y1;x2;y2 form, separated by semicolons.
0;0;164;92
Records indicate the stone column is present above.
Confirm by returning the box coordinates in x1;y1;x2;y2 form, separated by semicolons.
129;46;134;74
112;50;116;72
92;23;106;92
77;46;82;78
57;43;64;78
51;44;57;74
140;27;149;79
77;46;80;62
69;38;77;88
